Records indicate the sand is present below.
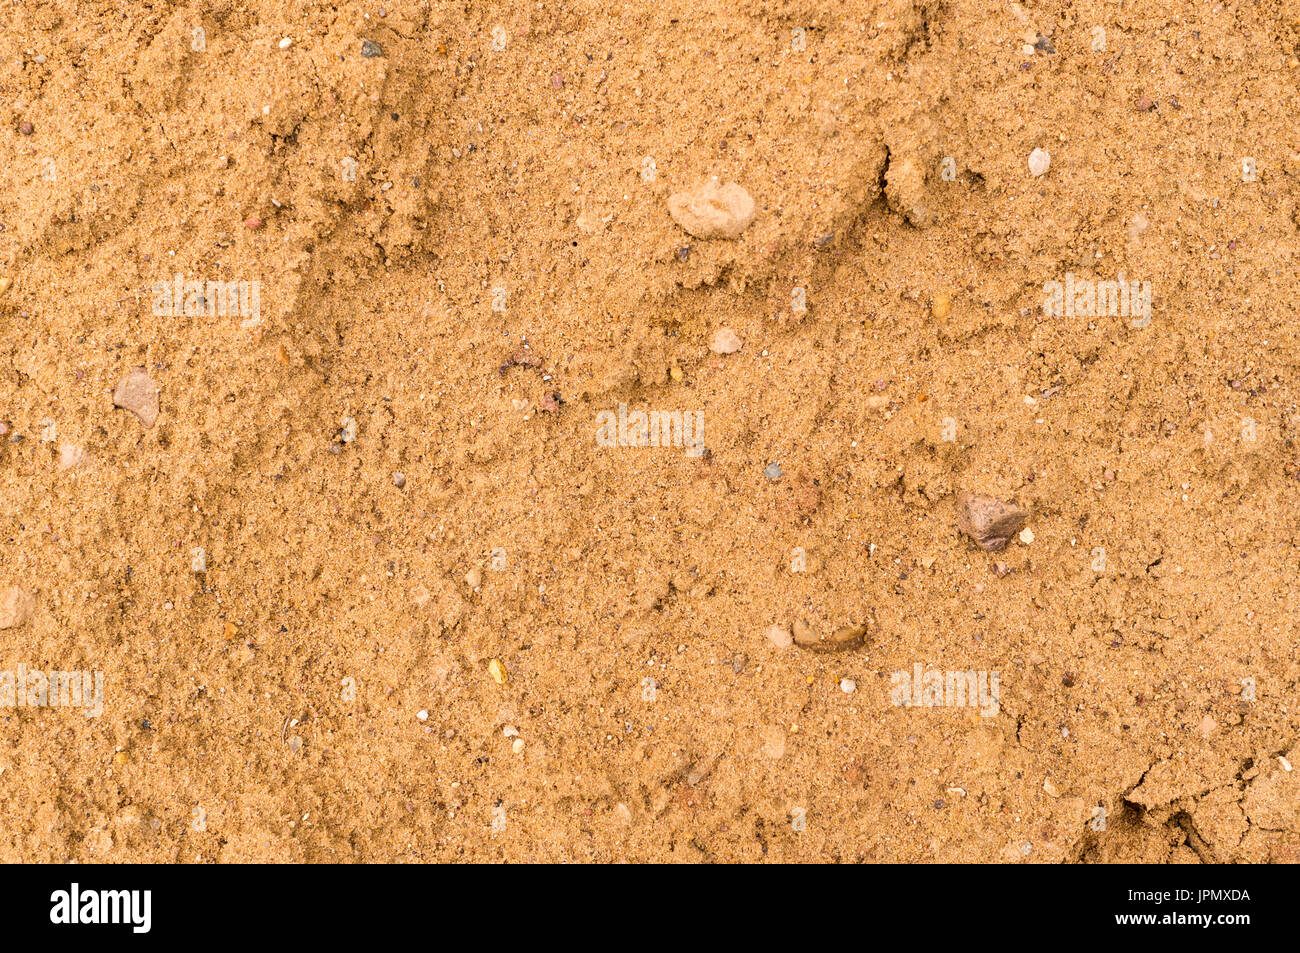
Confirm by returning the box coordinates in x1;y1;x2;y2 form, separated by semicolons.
1;0;1298;862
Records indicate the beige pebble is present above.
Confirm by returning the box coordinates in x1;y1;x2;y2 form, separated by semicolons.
112;366;159;428
464;568;482;588
1199;714;1217;737
488;658;508;685
0;586;35;629
667;177;755;240
1043;778;1060;798
1028;148;1051;177
1019;527;1035;544
957;493;1029;551
710;327;742;354
58;443;86;470
766;624;793;649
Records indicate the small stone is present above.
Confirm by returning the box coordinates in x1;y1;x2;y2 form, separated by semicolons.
0;276;11;295
511;738;525;754
957;493;1029;551
766;624;793;649
839;678;857;694
793;619;867;653
340;416;358;443
17;121;33;136
361;39;384;57
1061;673;1075;687
112;366;159;428
710;327;742;354
244;216;263;229
278;37;293;49
1028;148;1051;177
730;652;747;673
1018;527;1035;544
464;568;482;588
1199;714;1217;737
416;709;429;721
550;72;564;89
667;177;756;240
764;462;782;481
1043;778;1060;798
392;472;406;488
191;547;207;573
502;725;519;738
40;418;56;443
58;443;86;470
488;658;508;685
0;586;35;629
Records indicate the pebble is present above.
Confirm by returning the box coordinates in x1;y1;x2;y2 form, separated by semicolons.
191;547;207;572
839;678;857;694
792;619;867;652
340;416;358;443
710;327;742;354
112;366;159;428
0;586;35;629
361;39;384;57
488;658;508;685
764;462;782;481
1028;148;1051;177
58;443;86;470
931;292;952;319
0;276;10;295
766;624;793;649
244;216;264;230
464;568;482;588
1018;527;1035;544
278;37;293;49
512;738;525;754
392;471;406;488
17;121;33;136
40;418;56;443
956;493;1029;551
667;177;756;240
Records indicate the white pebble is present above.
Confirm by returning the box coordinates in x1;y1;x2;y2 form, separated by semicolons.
279;37;293;49
416;709;428;721
1019;527;1035;544
766;624;793;649
839;678;857;694
1028;148;1051;177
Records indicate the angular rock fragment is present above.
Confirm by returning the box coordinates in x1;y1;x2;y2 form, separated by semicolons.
113;367;159;428
792;618;867;652
957;492;1029;551
667;177;755;240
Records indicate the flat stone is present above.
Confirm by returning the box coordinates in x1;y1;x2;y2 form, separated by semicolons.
667;177;755;240
113;367;159;428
